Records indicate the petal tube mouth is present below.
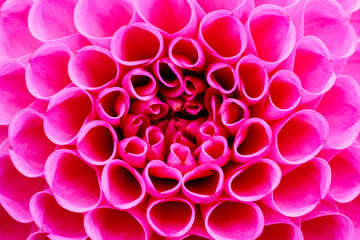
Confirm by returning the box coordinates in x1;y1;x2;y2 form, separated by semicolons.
220;98;249;135
206;62;237;95
198;136;231;167
118;136;148;168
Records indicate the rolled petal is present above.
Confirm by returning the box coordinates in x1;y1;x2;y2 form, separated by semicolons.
146;196;196;238
68;45;121;93
219;98;249;136
0;60;35;125
118;136;148;168
328;145;360;203
172;131;198;153
263;158;331;217
153;58;185;98
0;0;42;60
130;97;169;120
236;55;269;105
269;110;329;165
182;163;224;204
77;120;118;166
136;0;197;40
204;87;227;125
337;195;360;239
45;149;102;212
8;109;56;177
30;191;87;240
316;75;360;149
261;70;301;121
0;205;33;240
198;10;247;64
111;22;164;67
342;42;360;84
201;200;264;240
194;0;246;18
142;160;182;198
182;96;206;116
28;0;78;41
245;5;296;71
122;113;150;138
164;96;184;112
197;136;231;167
197;121;228;145
44;87;94;145
224;159;281;202
102;160;146;210
206;62;237;95
74;0;135;47
96;87;130;126
84;206;153;240
232;118;272;162
27;232;52;240
254;0;301;8
25;43;72;99
144;126;166;162
303;0;357;58
0;153;46;223
168;37;205;71
122;68;158;101
183;75;207;100
167;143;197;175
183;116;208;140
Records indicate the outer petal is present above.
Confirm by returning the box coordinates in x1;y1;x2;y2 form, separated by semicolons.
0;205;33;240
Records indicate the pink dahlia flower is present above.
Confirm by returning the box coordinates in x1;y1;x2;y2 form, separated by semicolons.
1;0;360;239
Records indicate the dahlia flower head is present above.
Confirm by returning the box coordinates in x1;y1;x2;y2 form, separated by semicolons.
1;0;360;239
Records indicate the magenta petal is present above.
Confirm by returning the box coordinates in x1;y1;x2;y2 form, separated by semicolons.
136;0;197;40
316;75;360;149
303;0;357;58
183;76;207;100
122;113;150;138
224;159;281;202
8;109;56;177
172;131;198;153
0;60;35;125
168;37;206;71
146;196;196;238
254;0;301;8
44;87;95;145
111;22;164;67
25;43;72;99
167;143;197;175
236;55;269;105
204;87;227;125
144;126;166;162
328;145;360;203
102;160;146;209
198;10;247;64
197;136;231;167
264;158;331;217
27;232;51;240
219;98;249;135
84;206;153;240
262;70;301;121
194;0;246;17
130;97;169;120
74;0;135;47
232;118;272;162
201;200;264;240
269;110;329;165
28;0;78;41
206;62;237;95
96;87;130;126
143;160;182;198
342;42;360;84
45;149;102;212
337;196;360;239
182;163;224;204
0;153;45;223
68;46;121;93
77;120;118;166
0;205;33;240
118;136;148;169
122;68;159;101
30;191;87;240
197;121;228;145
246;5;296;71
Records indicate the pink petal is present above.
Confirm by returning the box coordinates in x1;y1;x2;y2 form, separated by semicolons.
101;160;146;209
254;0;300;8
194;0;246;18
0;60;35;125
8;109;56;177
198;10;247;64
183;76;207;100
269;110;329;164
84;206;153;240
182;163;224;204
25;43;72;99
121;113;150;138
316;75;360;149
111;22;164;67
0;153;46;223
167;143;197;175
0;205;33;240
341;42;360;84
118;136;148;169
44;87;95;145
197;121;228;145
337;195;360;239
182;96;206;116
68;45;121;93
146;196;196;238
142;160;182;198
30;191;87;240
130;96;169;120
219;98;249;136
96;87;130;126
171;131;198;153
164;96;184;112
206;62;237;95
44;149;102;212
197;136;231;167
27;232;52;240
144;126;166;162
204;87;227;125
336;0;360;12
